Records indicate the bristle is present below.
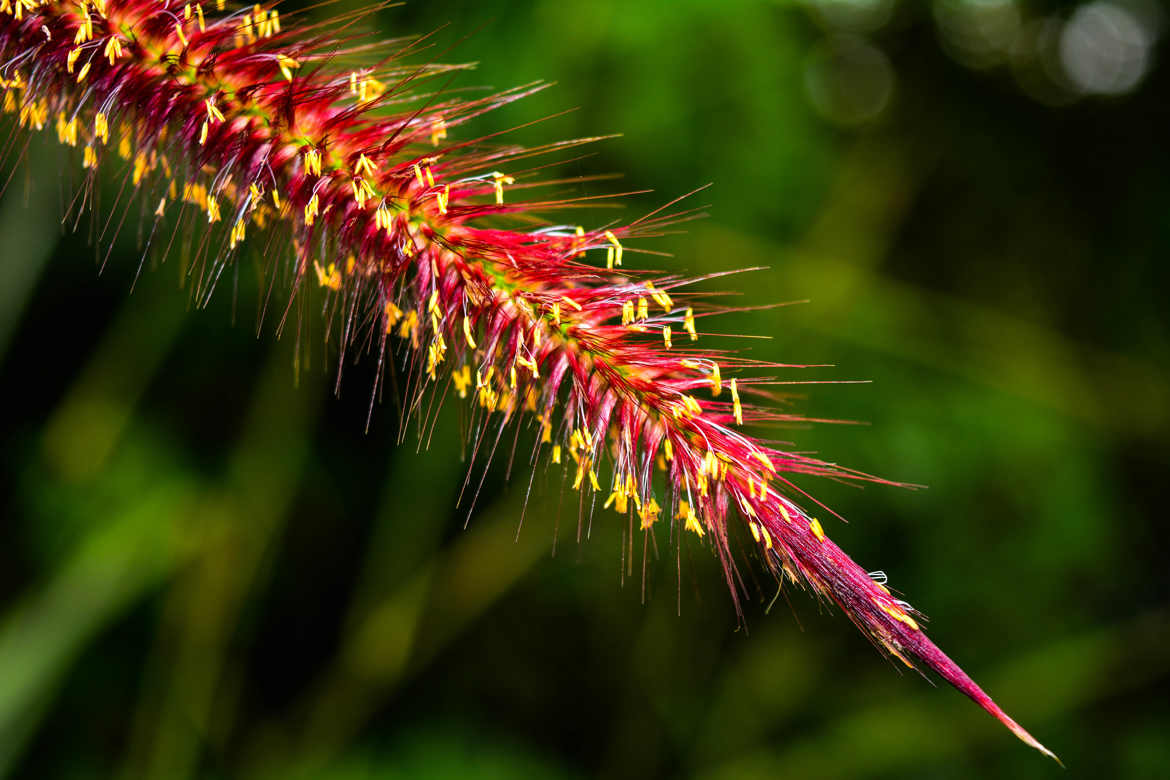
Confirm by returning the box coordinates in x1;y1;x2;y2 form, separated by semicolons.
0;0;1055;761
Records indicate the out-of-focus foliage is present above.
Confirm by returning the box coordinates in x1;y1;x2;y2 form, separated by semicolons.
1;1;1167;777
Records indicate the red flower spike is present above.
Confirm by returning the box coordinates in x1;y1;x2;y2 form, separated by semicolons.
0;0;1057;762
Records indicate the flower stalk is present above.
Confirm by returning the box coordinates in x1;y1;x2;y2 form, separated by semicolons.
0;0;1056;760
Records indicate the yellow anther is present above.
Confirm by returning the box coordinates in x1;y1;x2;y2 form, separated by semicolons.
778;502;792;524
749;521;761;543
375;203;392;231
560;296;582;312
129;151;148;183
698;451;712;477
574;226;586;258
639;498;661;530
604;488;627;514
398;311;420;346
491;171;514;205
684;307;697;341
174;21;188;48
663;325;672;349
253;5;273;37
809;517;825;542
73;5;93;42
184;3;191;21
154;197;166;217
304;147;321;177
636;297;648;321
452;365;472;398
205;97;224;123
276;54;299;81
430;117;447;146
426;340;444;381
103;36;122;65
551;444;562;464
663;438;673;462
463;316;477;349
82;145;97;169
435;185;449;215
550;303;561;326
730;378;743;425
56;112;77;146
428;290;442;333
357;75;384;102
621;300;635;325
206;196;221;223
604;230;622;267
641;281;669;312
66;47;81;73
75;62;90;83
384;301;403;333
195;3;205;31
355;154;377;177
753;451;776;472
761;526;773;550
683;394;702;416
887;647;914;668
684;504;704;537
352;177;376;208
304;193;319;226
271;188;282;210
875;599;920;631
516;354;539;378
198;121;208;145
229;218;246;249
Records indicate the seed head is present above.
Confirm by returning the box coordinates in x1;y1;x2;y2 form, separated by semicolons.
0;0;1056;761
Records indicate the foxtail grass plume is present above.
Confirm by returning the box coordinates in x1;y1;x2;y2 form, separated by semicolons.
0;0;1057;761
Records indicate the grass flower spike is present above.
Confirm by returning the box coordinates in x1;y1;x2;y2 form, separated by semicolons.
0;0;1056;761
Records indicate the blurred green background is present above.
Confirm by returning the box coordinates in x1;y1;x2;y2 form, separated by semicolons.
2;0;1168;777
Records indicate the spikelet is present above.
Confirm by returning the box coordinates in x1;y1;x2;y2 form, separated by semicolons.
0;0;1055;761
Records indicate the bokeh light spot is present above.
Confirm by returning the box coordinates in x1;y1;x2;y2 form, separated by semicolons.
1060;2;1154;95
804;35;895;126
